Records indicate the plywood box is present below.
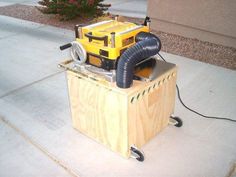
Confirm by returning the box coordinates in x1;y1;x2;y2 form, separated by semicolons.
64;60;177;158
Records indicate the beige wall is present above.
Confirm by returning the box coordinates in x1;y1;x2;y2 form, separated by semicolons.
148;0;236;48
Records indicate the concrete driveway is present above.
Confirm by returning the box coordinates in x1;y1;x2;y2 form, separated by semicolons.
0;15;236;177
105;0;147;18
0;0;38;6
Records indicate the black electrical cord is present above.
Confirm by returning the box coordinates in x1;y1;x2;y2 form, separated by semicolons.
157;53;236;123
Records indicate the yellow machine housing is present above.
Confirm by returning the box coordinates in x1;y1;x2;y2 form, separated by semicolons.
76;20;149;70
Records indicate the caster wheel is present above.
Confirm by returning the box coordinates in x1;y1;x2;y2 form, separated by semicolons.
171;116;183;127
131;147;144;162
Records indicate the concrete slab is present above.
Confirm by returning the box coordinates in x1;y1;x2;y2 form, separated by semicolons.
0;0;26;3
104;0;127;5
0;15;43;38
0;120;73;177
0;16;73;97
0;0;38;6
105;0;147;18
0;16;235;177
0;2;13;6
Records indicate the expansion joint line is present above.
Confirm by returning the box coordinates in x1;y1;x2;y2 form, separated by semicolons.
0;115;80;177
0;70;64;99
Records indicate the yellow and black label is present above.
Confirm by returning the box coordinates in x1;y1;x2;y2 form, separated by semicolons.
122;36;134;47
88;55;102;67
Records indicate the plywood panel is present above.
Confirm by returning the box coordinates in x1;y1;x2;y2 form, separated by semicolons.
66;62;177;158
128;69;177;148
67;71;129;157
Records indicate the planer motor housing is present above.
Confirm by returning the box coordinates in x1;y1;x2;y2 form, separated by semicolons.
60;16;162;88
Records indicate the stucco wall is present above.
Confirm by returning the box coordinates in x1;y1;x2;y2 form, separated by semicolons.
147;0;236;48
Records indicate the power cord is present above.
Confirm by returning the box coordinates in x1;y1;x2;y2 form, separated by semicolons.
157;53;236;123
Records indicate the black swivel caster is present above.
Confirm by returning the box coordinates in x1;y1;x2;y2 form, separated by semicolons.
169;115;183;127
130;146;145;162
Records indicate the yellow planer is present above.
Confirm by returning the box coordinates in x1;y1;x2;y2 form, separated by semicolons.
60;16;162;88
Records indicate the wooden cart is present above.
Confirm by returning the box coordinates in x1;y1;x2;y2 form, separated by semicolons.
60;59;181;161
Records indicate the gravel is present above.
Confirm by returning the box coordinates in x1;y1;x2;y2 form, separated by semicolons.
0;4;92;30
0;4;235;70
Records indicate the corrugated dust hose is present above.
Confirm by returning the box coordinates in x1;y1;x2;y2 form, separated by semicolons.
116;32;161;88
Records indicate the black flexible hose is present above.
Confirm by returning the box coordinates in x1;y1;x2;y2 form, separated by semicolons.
116;32;161;88
135;32;162;51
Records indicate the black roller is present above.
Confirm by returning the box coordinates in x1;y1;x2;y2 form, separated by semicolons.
116;32;161;88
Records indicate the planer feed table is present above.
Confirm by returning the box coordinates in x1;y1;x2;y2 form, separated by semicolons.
60;59;181;162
